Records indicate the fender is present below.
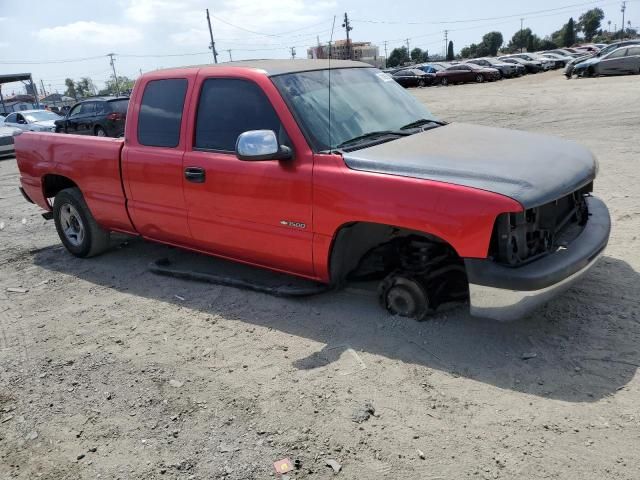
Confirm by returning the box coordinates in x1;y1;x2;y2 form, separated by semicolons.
311;153;523;283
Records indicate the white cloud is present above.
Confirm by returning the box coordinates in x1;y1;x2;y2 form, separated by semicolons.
0;41;8;48
36;21;143;46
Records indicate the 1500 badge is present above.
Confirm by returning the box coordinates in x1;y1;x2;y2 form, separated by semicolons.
280;220;306;229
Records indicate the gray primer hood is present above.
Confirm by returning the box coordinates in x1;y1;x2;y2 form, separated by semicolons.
343;123;597;208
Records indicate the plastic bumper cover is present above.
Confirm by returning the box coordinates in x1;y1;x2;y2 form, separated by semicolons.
464;196;610;321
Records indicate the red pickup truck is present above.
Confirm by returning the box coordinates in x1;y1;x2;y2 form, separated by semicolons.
15;60;610;321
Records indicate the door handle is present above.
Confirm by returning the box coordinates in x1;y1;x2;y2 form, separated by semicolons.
184;166;206;183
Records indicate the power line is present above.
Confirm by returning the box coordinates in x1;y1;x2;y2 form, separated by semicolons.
209;16;332;38
0;55;105;65
351;0;610;25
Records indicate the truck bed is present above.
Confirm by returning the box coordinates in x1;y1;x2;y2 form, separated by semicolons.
15;132;135;233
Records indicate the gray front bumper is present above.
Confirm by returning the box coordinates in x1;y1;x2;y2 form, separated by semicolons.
465;196;610;321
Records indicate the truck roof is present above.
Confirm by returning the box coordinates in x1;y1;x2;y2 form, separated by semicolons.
153;59;372;77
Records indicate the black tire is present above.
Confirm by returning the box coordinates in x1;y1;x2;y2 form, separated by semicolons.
475;74;484;83
418;79;426;88
379;273;431;321
95;126;107;137
441;77;449;86
53;188;110;258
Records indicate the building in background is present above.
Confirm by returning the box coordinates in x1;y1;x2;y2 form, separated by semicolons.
307;40;385;68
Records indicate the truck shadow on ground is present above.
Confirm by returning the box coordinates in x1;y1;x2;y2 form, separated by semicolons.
33;237;640;403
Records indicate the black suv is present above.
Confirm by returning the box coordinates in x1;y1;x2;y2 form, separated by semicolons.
54;97;129;137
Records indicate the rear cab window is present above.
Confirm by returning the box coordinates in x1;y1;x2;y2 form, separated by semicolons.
138;79;188;148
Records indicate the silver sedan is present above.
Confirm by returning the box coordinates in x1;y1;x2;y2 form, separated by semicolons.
2;109;61;132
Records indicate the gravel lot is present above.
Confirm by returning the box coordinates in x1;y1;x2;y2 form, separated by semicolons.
1;71;639;480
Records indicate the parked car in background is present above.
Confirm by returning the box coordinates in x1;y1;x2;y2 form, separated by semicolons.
2;110;61;132
539;52;572;68
392;68;434;87
564;40;640;77
55;97;129;137
0;126;21;157
465;58;519;78
415;64;444;74
508;53;554;71
499;56;542;73
572;45;640;77
436;63;500;85
545;48;584;58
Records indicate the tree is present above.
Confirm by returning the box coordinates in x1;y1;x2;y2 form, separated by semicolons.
64;78;77;100
98;76;135;96
578;8;605;41
387;47;410;67
482;31;503;56
446;41;454;61
74;77;96;98
562;18;577;47
508;27;533;52
537;38;557;51
410;47;423;62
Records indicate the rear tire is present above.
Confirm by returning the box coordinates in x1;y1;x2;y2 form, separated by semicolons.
53;188;110;258
475;74;484;83
441;77;448;86
95;126;107;137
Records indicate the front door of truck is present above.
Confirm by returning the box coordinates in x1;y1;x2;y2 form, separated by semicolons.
122;77;193;244
182;76;314;277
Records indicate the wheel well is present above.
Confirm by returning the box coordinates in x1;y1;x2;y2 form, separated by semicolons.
328;222;463;286
42;174;78;199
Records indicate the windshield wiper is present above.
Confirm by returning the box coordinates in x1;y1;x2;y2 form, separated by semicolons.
336;130;411;149
400;118;448;130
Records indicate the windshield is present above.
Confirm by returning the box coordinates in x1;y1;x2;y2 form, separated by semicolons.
272;67;437;152
24;111;60;122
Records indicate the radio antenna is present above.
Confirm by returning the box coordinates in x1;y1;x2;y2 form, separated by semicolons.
328;15;336;152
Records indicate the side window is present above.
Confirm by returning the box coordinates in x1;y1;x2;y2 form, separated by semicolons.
5;113;17;123
607;49;627;59
194;78;283;152
83;102;96;115
628;47;640;56
94;102;106;114
69;104;83;117
138;78;188;148
16;114;25;123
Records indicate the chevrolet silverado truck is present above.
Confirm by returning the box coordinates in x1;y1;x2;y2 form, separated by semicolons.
15;60;611;321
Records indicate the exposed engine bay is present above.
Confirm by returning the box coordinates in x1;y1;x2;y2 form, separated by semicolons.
490;184;592;266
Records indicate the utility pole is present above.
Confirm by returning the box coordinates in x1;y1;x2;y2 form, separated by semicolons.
206;8;218;64
383;40;388;68
226;49;233;62
342;12;353;60
107;53;120;97
40;79;47;98
520;18;524;52
406;38;411;62
608;20;612;34
621;1;626;39
443;30;448;58
290;47;296;60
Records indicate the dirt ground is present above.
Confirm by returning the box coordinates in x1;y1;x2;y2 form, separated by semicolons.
1;71;639;480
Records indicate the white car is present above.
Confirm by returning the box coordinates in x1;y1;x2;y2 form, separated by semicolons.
0;125;22;157
2;109;61;132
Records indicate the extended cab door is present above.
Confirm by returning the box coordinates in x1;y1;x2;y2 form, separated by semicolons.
181;72;315;277
121;76;194;244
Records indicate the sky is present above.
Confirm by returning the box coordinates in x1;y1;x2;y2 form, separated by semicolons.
0;0;637;95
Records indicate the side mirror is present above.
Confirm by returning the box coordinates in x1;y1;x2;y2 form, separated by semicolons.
235;130;292;161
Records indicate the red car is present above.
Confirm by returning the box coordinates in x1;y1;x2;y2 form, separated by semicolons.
436;63;501;86
14;60;610;321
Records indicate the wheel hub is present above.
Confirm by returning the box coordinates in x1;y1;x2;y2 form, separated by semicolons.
59;203;85;246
